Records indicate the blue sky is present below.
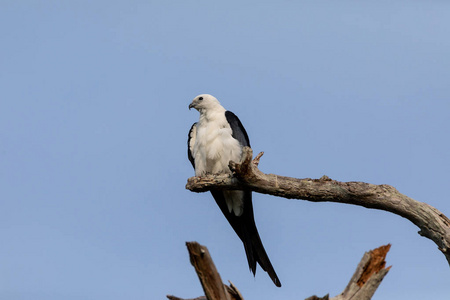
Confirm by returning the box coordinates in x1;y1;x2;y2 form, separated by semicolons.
1;1;449;299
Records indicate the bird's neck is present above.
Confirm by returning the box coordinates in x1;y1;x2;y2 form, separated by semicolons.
199;106;226;123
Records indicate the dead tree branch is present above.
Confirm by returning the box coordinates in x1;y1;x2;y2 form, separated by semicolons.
167;296;206;300
168;242;390;300
186;147;450;266
330;244;391;300
166;242;243;300
308;244;391;300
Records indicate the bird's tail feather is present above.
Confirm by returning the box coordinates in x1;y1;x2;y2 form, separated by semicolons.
242;215;282;287
211;190;281;287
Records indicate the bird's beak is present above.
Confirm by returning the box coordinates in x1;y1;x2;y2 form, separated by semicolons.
189;102;194;110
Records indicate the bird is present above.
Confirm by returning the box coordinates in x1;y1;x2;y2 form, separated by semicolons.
187;94;281;287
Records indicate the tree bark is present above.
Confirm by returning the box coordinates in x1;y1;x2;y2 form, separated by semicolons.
186;147;450;266
306;245;391;299
168;242;390;300
166;242;244;300
330;244;391;300
186;242;232;300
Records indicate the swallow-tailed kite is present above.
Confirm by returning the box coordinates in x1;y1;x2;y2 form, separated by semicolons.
188;94;281;287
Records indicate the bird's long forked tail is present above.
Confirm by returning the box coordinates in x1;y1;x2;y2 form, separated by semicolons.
211;190;281;287
242;216;282;287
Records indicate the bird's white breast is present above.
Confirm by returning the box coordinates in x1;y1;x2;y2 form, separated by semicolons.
192;109;245;216
193;113;242;177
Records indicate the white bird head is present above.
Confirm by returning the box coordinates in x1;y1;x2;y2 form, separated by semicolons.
189;94;221;113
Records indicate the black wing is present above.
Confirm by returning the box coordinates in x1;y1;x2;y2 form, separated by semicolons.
222;110;281;287
187;113;281;287
225;111;250;148
187;122;197;168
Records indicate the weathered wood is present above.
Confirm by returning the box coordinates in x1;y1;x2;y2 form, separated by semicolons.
225;281;244;300
167;242;245;300
167;242;244;300
186;147;450;266
166;296;206;300
168;242;390;300
330;244;391;300
185;242;231;300
306;245;390;300
305;295;329;300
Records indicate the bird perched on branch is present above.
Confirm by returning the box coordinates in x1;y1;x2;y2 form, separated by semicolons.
187;94;281;287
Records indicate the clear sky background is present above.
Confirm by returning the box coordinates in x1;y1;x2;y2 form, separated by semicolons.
1;1;449;299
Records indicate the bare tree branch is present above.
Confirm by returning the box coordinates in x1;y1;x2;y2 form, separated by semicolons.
167;296;206;300
305;295;329;300
330;244;391;300
168;242;390;300
186;241;231;300
186;147;450;266
167;242;244;300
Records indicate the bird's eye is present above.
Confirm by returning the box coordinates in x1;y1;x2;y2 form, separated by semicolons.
198;97;203;101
